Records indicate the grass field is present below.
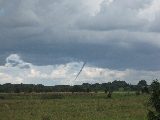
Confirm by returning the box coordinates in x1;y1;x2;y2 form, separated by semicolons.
0;92;149;120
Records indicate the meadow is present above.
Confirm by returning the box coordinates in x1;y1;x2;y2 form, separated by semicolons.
0;92;149;120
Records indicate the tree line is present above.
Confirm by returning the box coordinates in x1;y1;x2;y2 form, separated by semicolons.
0;80;149;93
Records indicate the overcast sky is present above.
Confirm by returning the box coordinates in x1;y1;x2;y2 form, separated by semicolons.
0;0;160;85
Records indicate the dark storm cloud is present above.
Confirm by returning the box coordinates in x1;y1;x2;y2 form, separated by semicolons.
1;37;160;71
0;0;160;71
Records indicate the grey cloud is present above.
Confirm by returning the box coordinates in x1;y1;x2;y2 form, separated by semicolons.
1;39;159;71
0;0;160;72
76;0;153;31
0;0;40;28
149;13;160;32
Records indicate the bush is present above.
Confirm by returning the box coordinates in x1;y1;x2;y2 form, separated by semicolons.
107;92;112;98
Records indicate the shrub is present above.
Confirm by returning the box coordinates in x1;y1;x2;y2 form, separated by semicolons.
107;92;112;98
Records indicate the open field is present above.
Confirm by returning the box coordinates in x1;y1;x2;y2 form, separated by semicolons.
0;92;149;120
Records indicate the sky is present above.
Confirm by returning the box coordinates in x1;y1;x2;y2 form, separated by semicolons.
0;0;160;85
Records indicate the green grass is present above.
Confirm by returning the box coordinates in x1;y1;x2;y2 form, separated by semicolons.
0;92;149;120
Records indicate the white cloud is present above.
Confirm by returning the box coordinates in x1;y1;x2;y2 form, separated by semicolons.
0;72;23;84
0;54;159;85
5;54;31;69
82;0;104;16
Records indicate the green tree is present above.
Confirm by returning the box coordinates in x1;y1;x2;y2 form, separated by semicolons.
71;85;84;93
138;80;147;87
148;80;160;120
142;86;150;94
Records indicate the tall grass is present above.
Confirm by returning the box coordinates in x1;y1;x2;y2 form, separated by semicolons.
0;92;149;120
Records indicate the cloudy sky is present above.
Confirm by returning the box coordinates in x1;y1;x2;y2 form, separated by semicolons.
0;0;160;85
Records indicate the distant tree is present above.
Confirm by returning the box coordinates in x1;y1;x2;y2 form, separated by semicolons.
142;86;150;94
71;85;84;93
148;80;160;120
137;80;148;94
125;86;131;95
14;87;20;93
105;85;112;98
138;80;147;87
27;87;33;93
82;83;91;88
104;88;108;94
86;88;90;93
94;89;98;93
92;83;100;92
